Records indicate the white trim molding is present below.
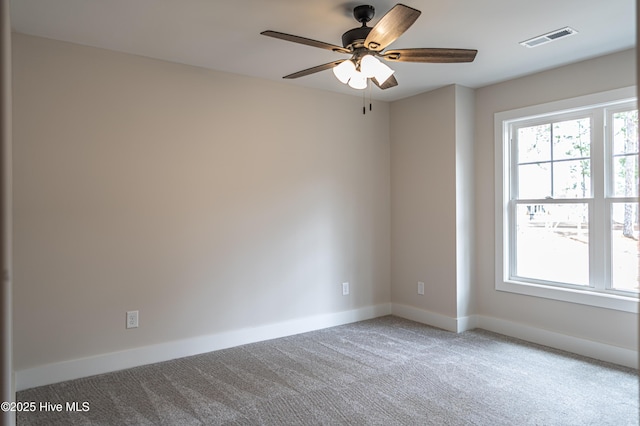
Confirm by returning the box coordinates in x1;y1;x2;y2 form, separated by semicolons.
391;303;475;333
476;314;638;369
391;304;637;369
16;303;636;391
15;303;392;391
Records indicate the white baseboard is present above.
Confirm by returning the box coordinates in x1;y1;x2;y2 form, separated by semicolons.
15;303;392;391
476;314;638;369
390;303;638;369
390;303;475;333
16;303;636;391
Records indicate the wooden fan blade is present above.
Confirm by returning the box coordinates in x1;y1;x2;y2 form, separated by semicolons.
283;60;346;79
383;48;478;63
261;30;351;54
372;74;398;90
364;4;421;51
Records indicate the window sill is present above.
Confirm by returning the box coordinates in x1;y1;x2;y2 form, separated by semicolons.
496;279;639;313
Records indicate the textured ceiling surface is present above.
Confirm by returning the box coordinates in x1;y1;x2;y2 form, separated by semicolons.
10;0;636;101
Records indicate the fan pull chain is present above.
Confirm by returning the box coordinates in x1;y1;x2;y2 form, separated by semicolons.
362;87;366;115
362;79;373;115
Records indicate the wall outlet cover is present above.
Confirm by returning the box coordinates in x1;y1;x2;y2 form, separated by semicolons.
126;310;139;329
342;282;350;296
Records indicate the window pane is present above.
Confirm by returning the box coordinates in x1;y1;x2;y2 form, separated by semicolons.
553;159;591;198
515;203;589;286
613;154;638;197
553;118;591;160
518;163;550;199
518;124;551;163
611;203;639;293
612;110;638;155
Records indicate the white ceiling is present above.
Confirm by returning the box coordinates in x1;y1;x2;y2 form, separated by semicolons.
10;0;636;102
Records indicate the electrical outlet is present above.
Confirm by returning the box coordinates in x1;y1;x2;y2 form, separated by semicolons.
418;281;425;295
126;310;139;329
342;282;350;296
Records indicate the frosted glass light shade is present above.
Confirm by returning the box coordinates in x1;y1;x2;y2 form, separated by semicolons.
333;60;356;84
373;62;395;85
348;71;367;89
360;55;379;78
359;54;394;85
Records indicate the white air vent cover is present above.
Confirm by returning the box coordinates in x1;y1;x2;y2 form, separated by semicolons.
520;27;578;48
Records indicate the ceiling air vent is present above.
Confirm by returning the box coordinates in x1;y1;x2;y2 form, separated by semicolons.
520;27;578;48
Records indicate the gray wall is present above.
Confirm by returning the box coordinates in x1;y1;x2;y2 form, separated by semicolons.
454;86;475;320
12;34;391;371
390;85;458;318
390;84;476;324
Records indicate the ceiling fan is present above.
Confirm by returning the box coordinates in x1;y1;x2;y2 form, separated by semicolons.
261;3;478;91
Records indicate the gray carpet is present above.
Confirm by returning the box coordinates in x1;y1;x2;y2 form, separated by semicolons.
16;316;639;425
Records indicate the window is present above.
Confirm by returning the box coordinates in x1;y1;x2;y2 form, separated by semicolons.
495;87;639;312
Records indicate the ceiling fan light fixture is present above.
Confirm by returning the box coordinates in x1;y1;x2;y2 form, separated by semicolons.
332;60;356;84
347;70;368;89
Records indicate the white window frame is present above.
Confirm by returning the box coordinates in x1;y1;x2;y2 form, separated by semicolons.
495;86;639;313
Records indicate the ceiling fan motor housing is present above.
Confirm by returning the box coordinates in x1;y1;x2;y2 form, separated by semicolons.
342;26;372;48
342;5;375;48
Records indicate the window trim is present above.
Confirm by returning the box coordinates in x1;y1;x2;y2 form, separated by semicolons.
495;86;639;313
